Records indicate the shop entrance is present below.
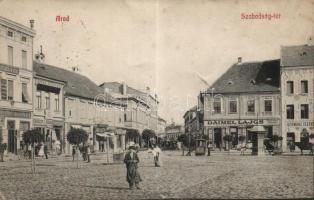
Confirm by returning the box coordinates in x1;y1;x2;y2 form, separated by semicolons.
287;132;295;151
7;120;16;153
247;131;258;155
214;128;222;149
230;127;238;148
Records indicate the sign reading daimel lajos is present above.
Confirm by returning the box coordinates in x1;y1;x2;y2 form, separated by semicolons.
207;119;264;126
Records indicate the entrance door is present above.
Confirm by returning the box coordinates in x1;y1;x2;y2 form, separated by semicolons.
7;121;16;153
287;132;295;151
214;128;222;149
230;127;238;148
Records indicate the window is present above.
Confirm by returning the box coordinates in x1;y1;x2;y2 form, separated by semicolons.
36;93;41;108
22;83;29;103
286;105;294;119
7;80;13;100
22;50;27;68
264;100;272;112
55;96;60;111
247;100;255;113
213;98;222;114
8;46;13;66
301;80;308;94
7;30;13;37
1;79;7;100
301;104;309;119
21;36;27;42
45;96;50;109
287;81;294;95
229;100;237;113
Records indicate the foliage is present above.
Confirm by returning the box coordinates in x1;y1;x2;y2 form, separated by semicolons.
238;135;246;142
309;133;314;139
0;143;7;153
142;129;156;144
67;128;88;146
22;129;44;145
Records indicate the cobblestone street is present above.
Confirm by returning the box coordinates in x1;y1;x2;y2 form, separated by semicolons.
0;151;313;200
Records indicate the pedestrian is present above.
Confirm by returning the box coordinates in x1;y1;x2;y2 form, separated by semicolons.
86;145;91;163
72;146;76;161
152;145;162;167
82;145;87;161
207;141;212;156
240;142;246;156
44;143;49;159
124;142;142;190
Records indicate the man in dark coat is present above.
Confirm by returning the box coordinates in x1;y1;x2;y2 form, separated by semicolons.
124;143;142;190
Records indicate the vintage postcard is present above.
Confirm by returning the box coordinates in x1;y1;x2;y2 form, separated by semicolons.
0;0;313;199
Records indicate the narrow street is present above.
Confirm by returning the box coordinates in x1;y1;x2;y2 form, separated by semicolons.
0;151;313;199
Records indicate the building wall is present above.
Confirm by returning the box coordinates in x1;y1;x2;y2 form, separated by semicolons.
281;66;314;151
0;17;35;153
202;92;280;149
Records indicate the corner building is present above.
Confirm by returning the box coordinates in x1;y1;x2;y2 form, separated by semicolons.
280;45;314;151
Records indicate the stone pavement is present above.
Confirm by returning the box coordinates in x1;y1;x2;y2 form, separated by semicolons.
0;151;313;200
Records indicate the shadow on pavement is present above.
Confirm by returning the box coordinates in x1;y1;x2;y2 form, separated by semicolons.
69;184;129;190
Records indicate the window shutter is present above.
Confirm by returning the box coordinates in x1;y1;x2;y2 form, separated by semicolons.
1;79;7;100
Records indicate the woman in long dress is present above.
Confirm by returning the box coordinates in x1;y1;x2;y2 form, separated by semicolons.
38;143;45;157
124;144;142;190
152;145;162;167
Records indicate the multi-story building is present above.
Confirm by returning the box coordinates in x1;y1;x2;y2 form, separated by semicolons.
165;123;184;141
280;44;314;152
33;62;127;154
0;17;35;154
99;82;159;146
157;117;166;137
199;58;281;151
33;54;66;152
183;106;201;138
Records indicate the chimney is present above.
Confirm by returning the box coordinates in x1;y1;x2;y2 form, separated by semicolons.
122;82;127;95
238;57;242;63
30;19;34;29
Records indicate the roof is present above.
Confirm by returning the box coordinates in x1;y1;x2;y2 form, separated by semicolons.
281;45;314;67
33;61;124;105
0;16;36;36
206;59;280;94
183;105;197;118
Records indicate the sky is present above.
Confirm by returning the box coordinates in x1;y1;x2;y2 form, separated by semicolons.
0;0;313;124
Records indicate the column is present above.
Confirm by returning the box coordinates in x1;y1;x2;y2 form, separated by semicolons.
113;135;117;153
121;134;126;150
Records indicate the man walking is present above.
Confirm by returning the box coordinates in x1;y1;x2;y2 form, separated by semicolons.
44;143;49;159
124;142;142;190
207;141;212;156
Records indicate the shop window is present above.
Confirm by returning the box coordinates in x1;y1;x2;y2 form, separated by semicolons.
301;80;308;94
286;105;294;119
247;100;255;113
301;104;309;119
264;100;272;112
286;81;294;95
229;100;237;113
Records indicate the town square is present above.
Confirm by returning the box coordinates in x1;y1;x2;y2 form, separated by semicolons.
0;0;314;199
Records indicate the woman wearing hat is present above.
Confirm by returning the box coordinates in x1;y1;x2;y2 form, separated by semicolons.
124;142;142;190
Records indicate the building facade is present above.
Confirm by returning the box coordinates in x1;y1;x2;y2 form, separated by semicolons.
99;82;159;146
33;62;127;154
0;17;35;153
200;59;281;150
183;106;201;138
280;45;314;151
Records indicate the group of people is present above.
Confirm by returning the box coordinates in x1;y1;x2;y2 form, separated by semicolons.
123;142;163;190
72;145;91;162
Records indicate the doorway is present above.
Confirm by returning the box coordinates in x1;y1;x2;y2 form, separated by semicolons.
7;120;16;153
214;128;222;149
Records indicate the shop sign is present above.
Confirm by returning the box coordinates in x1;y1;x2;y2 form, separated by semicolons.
35;79;62;88
0;64;19;74
33;119;45;125
287;121;314;127
46;119;53;125
95;127;107;133
207;119;264;126
0;110;31;118
52;120;64;127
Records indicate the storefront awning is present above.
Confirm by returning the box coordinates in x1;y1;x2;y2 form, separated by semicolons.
249;125;267;133
96;132;115;137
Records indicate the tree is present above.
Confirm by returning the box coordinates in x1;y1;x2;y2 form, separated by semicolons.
142;129;156;148
67;128;88;168
22;129;44;173
0;134;7;162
